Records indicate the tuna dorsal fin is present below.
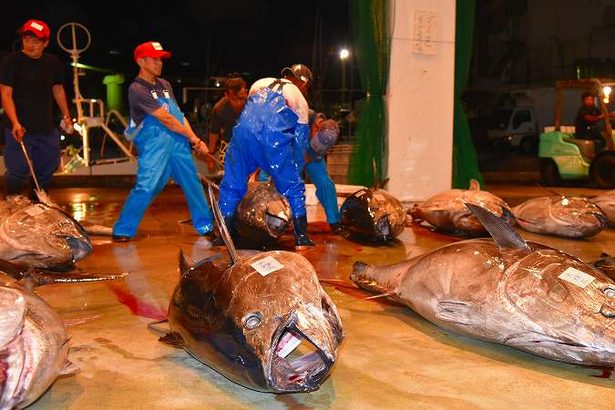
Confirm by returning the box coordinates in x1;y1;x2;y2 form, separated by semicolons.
60;360;80;376
178;249;192;277
468;179;481;190
378;177;390;189
534;182;564;197
159;331;185;348
372;159;378;189
206;183;239;264
465;203;530;251
435;300;474;325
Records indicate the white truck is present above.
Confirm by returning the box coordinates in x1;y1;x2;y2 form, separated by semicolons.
486;87;582;153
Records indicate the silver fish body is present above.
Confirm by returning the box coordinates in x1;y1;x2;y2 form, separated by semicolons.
0;267;76;410
0;196;92;269
164;249;344;393
351;239;615;366
340;188;406;242
234;183;291;248
591;190;615;227
410;188;513;235
513;195;607;238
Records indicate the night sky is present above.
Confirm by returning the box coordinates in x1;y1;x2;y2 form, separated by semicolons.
1;0;351;88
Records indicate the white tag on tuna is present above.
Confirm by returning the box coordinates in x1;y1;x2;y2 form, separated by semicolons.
24;205;46;217
276;331;302;358
251;256;284;276
559;267;595;288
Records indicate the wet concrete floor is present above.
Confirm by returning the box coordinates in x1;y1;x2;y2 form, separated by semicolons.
25;183;615;409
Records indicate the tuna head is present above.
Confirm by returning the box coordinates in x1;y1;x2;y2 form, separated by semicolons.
502;249;615;366
340;188;406;242
591;190;615;227
173;250;344;393
235;183;291;246
514;196;607;238
0;198;92;269
0;274;77;409
225;251;343;392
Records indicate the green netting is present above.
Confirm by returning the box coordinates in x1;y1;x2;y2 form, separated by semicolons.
453;0;484;188
347;0;391;186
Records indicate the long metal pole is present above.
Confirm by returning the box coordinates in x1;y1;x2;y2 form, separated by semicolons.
19;141;42;192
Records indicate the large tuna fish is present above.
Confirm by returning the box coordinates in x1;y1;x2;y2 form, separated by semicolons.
351;203;615;367
410;179;514;236
339;179;406;242
0;196;92;269
234;182;291;249
591;190;615;227
0;261;127;409
513;195;607;238
157;185;344;393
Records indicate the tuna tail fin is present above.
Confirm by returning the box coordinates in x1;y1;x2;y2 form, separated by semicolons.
60;360;80;376
350;261;391;295
206;183;239;264
465;203;530;251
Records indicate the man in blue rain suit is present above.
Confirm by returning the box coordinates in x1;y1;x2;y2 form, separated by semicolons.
112;41;213;242
304;112;341;232
218;64;315;249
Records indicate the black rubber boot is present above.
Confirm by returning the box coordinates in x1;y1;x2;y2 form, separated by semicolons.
293;215;315;250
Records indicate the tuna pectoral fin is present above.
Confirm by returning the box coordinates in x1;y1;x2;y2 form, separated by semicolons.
465;203;529;251
60;360;80;376
159;332;185;348
435;301;475;325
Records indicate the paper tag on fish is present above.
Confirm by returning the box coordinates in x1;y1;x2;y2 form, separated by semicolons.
276;332;302;358
251;256;284;276
24;205;46;216
559;267;595;288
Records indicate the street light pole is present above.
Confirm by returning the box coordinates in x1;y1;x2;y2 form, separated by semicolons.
339;48;349;109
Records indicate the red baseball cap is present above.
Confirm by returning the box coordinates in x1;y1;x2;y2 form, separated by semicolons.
133;41;172;61
20;19;50;39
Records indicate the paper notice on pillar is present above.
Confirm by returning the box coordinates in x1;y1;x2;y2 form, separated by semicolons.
413;10;438;55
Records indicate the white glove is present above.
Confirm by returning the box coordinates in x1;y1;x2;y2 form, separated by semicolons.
60;117;74;134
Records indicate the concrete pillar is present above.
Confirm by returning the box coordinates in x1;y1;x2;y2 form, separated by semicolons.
387;0;456;202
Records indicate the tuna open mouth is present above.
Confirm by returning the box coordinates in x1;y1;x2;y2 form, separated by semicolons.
66;237;93;261
376;216;390;239
270;327;331;392
265;213;289;237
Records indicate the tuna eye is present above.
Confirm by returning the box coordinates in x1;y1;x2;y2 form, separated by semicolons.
243;312;263;329
605;288;615;298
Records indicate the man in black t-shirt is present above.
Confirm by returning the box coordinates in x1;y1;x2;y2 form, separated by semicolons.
0;19;72;197
206;74;247;172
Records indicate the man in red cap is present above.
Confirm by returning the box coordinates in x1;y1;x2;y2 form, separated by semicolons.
0;19;72;198
112;41;213;242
